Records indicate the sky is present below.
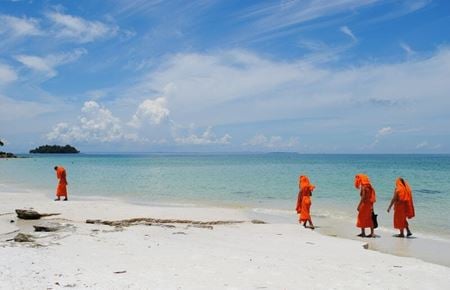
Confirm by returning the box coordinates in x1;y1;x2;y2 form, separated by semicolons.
0;0;449;153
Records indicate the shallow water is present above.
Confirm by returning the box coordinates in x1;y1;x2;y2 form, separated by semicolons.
1;153;449;241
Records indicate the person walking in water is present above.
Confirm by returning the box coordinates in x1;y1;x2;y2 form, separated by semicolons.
387;177;415;237
296;175;315;229
355;174;376;237
54;166;68;201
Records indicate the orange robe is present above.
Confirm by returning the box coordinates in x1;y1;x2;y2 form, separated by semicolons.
296;176;315;222
393;178;415;230
355;174;376;228
56;166;68;198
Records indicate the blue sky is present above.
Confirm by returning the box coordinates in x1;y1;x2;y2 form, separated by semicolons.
1;0;449;153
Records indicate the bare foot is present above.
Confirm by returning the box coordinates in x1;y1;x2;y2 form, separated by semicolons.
54;198;60;201
394;234;405;238
357;233;366;237
407;232;413;237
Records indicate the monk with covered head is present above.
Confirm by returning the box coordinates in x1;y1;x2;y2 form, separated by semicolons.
54;166;68;201
296;175;316;229
387;177;415;237
355;174;376;237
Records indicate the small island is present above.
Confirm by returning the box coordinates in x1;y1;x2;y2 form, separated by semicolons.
0;139;17;158
29;144;80;154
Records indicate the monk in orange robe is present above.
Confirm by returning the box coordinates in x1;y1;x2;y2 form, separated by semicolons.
54;166;68;201
355;174;376;237
387;177;415;237
296;175;316;229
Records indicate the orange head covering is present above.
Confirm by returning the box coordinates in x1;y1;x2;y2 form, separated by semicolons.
355;173;376;203
354;174;371;189
299;175;315;192
396;178;412;201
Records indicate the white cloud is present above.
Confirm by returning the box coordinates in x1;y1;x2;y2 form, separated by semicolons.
46;12;117;43
0;95;53;121
132;47;450;129
174;126;231;145
129;97;170;127
47;101;125;143
0;14;42;37
235;0;377;42
415;141;441;150
15;48;86;77
244;134;299;149
376;126;393;138
340;25;357;42
0;63;18;84
400;42;415;56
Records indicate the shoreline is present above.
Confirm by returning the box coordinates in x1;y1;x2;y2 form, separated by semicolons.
2;183;450;267
1;186;450;288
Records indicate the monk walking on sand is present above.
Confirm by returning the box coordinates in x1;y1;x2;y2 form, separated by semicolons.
296;175;315;229
54;166;68;201
355;174;376;237
387;177;415;237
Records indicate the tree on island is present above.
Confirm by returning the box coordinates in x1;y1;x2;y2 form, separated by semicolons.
0;138;17;158
29;144;80;154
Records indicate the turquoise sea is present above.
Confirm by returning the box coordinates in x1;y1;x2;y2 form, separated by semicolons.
1;153;449;241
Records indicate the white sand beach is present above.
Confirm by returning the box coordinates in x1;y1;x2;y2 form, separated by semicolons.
1;189;449;290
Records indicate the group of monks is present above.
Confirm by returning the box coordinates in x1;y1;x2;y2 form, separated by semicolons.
54;165;415;238
296;173;415;238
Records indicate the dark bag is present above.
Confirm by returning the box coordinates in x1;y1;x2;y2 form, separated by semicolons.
372;211;378;229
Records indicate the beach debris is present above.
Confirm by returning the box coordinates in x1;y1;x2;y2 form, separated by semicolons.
393;265;403;268
33;222;63;232
188;224;213;230
13;233;35;242
251;219;267;224
113;270;127;274
86;217;245;228
362;243;369;249
172;231;187;235
15;209;60;220
157;224;176;229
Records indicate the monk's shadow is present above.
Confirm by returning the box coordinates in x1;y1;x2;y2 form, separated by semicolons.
391;234;417;239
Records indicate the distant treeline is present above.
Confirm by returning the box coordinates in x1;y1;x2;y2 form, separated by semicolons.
0;138;17;158
0;152;17;158
30;145;80;154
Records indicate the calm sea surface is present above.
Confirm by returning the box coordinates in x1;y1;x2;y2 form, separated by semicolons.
1;153;449;239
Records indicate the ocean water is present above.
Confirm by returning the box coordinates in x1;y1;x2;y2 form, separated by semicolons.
1;153;449;240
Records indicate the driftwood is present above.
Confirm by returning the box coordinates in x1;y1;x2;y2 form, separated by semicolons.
250;219;267;224
86;217;246;228
13;233;35;242
15;209;60;220
33;222;63;232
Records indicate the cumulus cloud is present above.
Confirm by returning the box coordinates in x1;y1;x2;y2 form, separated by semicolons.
46;11;117;43
174;126;231;145
244;134;299;149
340;25;357;42
47;101;125;143
0;14;42;37
0;63;18;84
15;48;86;77
129;97;170;127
